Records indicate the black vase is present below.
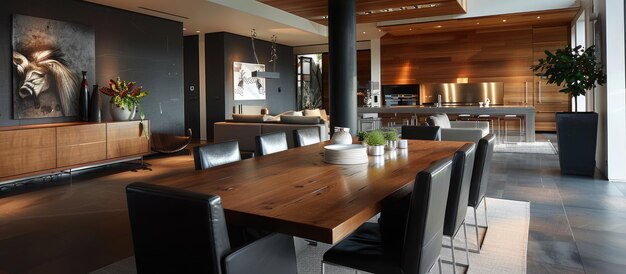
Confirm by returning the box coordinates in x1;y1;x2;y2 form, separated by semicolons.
89;85;101;123
79;71;89;122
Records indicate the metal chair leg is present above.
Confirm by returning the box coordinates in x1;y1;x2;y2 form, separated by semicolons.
463;221;470;266
450;235;457;274
484;198;489;228
438;256;443;274
473;207;481;254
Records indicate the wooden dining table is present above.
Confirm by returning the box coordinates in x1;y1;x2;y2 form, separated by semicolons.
152;139;469;244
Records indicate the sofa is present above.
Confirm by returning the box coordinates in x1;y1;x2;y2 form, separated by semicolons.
214;121;329;152
427;114;489;143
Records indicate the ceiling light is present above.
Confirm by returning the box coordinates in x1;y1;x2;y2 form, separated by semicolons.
381;9;388;12
322;15;328;19
434;25;442;28
476;22;480;25
183;27;187;31
195;30;200;33
502;19;507;22
364;11;372;15
537;16;541;19
362;31;366;34
409;28;413;31
378;29;382;32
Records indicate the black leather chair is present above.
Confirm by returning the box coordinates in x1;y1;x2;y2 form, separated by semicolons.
126;182;297;274
293;127;321;148
322;158;453;274
255;132;288;156
193;140;241;170
467;134;496;253
401;125;442;141
442;143;476;273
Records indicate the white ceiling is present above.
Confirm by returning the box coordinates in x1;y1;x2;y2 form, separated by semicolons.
86;0;384;46
86;0;579;47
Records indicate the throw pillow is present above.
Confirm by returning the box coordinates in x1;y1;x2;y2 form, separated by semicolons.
232;114;267;123
427;113;451;128
280;115;321;125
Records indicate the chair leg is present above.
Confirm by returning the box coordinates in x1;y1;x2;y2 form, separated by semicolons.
450;235;457;274
473;207;481;254
484;198;489;228
463;221;470;266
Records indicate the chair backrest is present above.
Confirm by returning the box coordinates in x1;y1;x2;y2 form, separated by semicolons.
443;143;476;237
401;125;442;141
293;127;321;148
402;158;453;274
193;140;241;170
126;183;230;274
468;134;496;208
255;132;288;156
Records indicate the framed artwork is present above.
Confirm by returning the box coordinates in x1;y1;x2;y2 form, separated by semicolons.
233;62;265;101
12;14;95;119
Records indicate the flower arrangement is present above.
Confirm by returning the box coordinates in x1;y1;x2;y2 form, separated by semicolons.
99;78;149;119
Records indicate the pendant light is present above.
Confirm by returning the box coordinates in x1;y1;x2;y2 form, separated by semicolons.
250;29;280;79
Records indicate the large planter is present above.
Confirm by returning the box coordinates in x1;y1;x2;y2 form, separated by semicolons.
110;104;136;121
556;112;598;176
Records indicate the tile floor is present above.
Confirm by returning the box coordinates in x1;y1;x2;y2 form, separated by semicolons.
0;134;625;273
488;134;626;273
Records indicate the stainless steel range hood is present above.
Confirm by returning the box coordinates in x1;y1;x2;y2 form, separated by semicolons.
421;82;504;106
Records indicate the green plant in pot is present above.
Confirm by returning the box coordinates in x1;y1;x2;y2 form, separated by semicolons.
384;128;400;150
364;130;385;156
531;45;606;176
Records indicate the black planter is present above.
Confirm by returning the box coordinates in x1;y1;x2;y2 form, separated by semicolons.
556;112;598;176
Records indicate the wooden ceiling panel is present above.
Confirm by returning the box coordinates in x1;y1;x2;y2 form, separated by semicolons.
380;8;579;36
257;0;466;24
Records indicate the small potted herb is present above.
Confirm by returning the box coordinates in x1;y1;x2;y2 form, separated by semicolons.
357;131;368;142
384;129;400;150
364;130;385;156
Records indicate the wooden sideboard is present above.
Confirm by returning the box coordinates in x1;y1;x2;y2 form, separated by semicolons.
0;121;150;182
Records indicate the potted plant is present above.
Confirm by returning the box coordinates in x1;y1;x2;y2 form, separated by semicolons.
100;78;149;121
384;129;400;150
531;45;606;176
364;130;385;156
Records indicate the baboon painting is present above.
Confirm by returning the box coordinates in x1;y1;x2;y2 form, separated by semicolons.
12;14;95;119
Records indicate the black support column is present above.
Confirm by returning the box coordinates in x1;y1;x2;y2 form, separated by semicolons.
328;0;357;135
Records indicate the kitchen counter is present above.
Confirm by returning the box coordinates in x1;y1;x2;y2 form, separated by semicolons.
358;105;536;142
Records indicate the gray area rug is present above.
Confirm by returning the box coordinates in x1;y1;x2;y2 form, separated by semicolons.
494;141;557;155
91;198;529;274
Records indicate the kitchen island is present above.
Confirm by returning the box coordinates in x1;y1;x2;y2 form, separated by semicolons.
358;105;536;142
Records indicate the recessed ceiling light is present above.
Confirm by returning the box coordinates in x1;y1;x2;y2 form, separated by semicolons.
322;15;328;19
434;25;442;28
362;31;366;34
378;29;382;32
537;16;541;19
502;19;507;22
476;22;480;25
409;28;413;31
364;11;372;15
381;9;388;12
183;27;187;31
195;30;200;33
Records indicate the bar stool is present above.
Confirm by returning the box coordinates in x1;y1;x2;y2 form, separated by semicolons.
475;115;500;136
501;115;524;142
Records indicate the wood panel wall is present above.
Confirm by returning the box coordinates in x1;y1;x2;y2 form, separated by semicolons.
381;25;570;131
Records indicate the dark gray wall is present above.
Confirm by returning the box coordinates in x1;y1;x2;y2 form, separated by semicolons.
205;32;295;139
183;35;200;138
0;0;184;135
